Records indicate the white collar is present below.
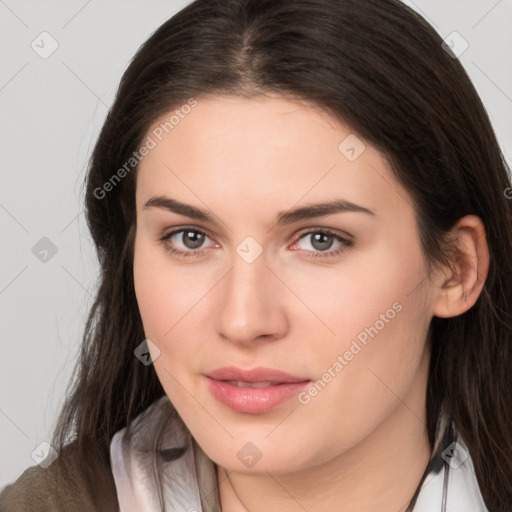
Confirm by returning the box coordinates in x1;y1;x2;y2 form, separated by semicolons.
412;435;488;511
110;396;488;511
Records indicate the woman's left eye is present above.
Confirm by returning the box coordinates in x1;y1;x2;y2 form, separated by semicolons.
290;230;353;257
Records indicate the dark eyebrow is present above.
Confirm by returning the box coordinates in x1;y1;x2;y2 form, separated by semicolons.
142;196;216;223
142;196;375;225
275;200;376;225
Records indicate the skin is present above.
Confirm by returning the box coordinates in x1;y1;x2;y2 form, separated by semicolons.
132;95;489;512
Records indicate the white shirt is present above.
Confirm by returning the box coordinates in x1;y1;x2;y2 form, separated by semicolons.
110;395;489;512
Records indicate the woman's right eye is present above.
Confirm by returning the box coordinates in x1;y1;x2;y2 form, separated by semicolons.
160;228;218;257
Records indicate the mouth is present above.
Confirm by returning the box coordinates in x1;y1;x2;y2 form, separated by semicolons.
204;366;311;414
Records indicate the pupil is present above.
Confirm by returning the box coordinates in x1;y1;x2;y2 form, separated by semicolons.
183;231;204;249
311;233;333;251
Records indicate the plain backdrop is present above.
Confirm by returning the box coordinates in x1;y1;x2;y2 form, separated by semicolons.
1;0;511;489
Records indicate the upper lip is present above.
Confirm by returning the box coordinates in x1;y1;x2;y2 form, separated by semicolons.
205;366;310;384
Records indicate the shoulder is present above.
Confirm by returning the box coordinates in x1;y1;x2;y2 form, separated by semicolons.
0;440;119;512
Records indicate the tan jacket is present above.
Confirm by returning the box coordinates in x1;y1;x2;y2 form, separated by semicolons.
0;441;119;512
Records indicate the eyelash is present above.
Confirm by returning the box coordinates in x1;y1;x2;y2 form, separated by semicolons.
159;227;354;259
159;228;213;258
289;228;353;259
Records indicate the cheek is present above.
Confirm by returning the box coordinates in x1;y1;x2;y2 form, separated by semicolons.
278;236;428;351
133;240;200;404
293;241;432;424
133;237;207;339
133;242;172;339
337;236;428;343
289;301;431;467
132;235;220;402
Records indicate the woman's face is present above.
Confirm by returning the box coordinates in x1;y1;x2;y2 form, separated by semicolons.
133;95;440;474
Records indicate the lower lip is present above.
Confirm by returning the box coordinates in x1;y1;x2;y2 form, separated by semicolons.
205;377;311;414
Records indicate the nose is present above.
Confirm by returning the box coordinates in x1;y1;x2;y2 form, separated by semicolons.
214;253;289;346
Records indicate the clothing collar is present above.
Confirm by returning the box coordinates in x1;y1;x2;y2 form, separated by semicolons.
110;395;488;511
406;413;488;511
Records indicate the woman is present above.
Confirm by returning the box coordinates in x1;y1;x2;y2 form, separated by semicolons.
1;0;511;510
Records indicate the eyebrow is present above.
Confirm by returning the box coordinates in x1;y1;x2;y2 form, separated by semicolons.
142;195;376;225
276;200;375;224
143;196;215;222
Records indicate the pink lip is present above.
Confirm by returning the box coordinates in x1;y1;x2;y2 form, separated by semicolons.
204;366;311;414
206;366;309;383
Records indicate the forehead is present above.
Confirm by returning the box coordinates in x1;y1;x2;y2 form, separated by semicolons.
135;95;409;222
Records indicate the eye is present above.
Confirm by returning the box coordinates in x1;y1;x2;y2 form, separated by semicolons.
290;229;353;257
160;228;217;257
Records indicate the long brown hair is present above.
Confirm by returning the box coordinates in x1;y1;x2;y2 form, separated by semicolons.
51;0;512;509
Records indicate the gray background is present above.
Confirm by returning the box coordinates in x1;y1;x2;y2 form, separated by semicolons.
1;0;511;488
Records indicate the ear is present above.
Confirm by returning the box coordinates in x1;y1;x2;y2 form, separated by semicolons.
432;215;490;319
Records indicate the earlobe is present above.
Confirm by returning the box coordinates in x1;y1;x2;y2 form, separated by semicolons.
432;215;490;319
